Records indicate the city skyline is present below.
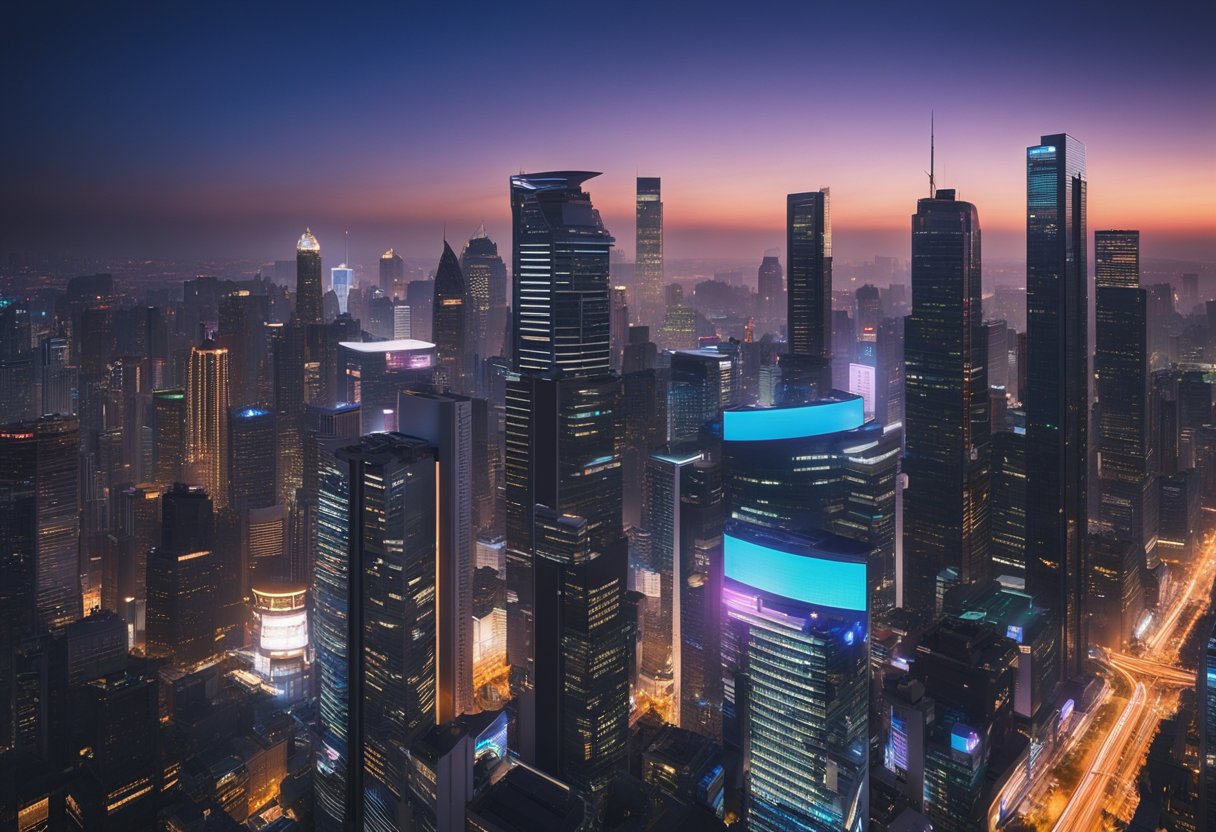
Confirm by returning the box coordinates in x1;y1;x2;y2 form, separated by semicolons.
5;4;1216;831
2;2;1213;266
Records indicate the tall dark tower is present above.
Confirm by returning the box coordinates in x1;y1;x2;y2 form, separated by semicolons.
296;228;323;325
510;171;614;376
505;171;628;795
636;177;664;324
379;247;405;299
784;188;832;397
1025;134;1087;683
313;433;437;832
903;189;990;619
432;240;467;393
461;228;509;360
1094;230;1151;648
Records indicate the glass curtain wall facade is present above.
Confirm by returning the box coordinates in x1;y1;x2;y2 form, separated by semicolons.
722;396;874;832
902;189;990;620
1025;134;1088;682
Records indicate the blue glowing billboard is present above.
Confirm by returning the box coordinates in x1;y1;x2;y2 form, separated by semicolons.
722;396;865;443
723;532;867;612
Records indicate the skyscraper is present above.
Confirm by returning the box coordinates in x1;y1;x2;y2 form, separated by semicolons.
903;188;990;620
639;450;704;718
505;171;629;793
1094;229;1139;288
668;346;739;445
314;433;438;831
721;396;876;831
151;389;186;488
531;506;630;796
757;253;784;311
677;456;724;740
510;171;614;376
0;415;81;634
330;263;353;315
784;188;833;397
227;406;277;510
398;389;474;723
636;177;664;323
146;484;219;668
380;247;406;299
336;339;435;434
460;228;509;361
457;225;493;369
1094;230;1154;594
1025;133;1087;681
186;341;230;508
296;228;323;326
432;241;468;394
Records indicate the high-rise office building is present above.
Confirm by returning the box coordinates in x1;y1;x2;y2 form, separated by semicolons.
757;253;784;311
610;285;628;373
227;406;276;510
217;290;269;408
1025;133;1088;681
636;177;664;323
1095;231;1154;569
989;429;1027;578
380;247;406;299
784;188;833;396
398;390;474;723
432;241;468;394
296;228;323;325
314;433;438;832
913;616;1017;832
668;346;739;445
531;506;630;797
0;415;81;634
720;397;873;831
510;171;614;376
503;374;625;722
186;341;230;508
330;264;353;315
1094;229;1139;288
725;522;870;832
112;483;160;645
678;456;725;740
146;484;219;668
336;339;435;434
151;388;186;488
456;226;491;370
39;335;77;417
505;171;629;795
460;228;508;361
639;450;703;715
269;320;306;505
903;188;990;620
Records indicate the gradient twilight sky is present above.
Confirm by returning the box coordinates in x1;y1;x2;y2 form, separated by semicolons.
2;0;1213;269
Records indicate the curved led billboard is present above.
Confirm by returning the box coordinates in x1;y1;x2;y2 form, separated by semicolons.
722;395;865;443
723;531;867;612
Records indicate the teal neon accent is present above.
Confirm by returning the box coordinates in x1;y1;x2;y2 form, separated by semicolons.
724;533;867;611
723;396;865;442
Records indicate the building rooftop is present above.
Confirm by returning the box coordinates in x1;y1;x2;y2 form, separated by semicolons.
338;338;435;353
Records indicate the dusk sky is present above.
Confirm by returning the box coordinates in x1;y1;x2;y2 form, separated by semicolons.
3;0;1213;269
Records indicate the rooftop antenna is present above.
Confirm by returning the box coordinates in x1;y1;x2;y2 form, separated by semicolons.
344;229;349;267
928;111;936;198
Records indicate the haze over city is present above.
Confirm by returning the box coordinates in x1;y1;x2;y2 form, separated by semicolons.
3;0;1213;266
